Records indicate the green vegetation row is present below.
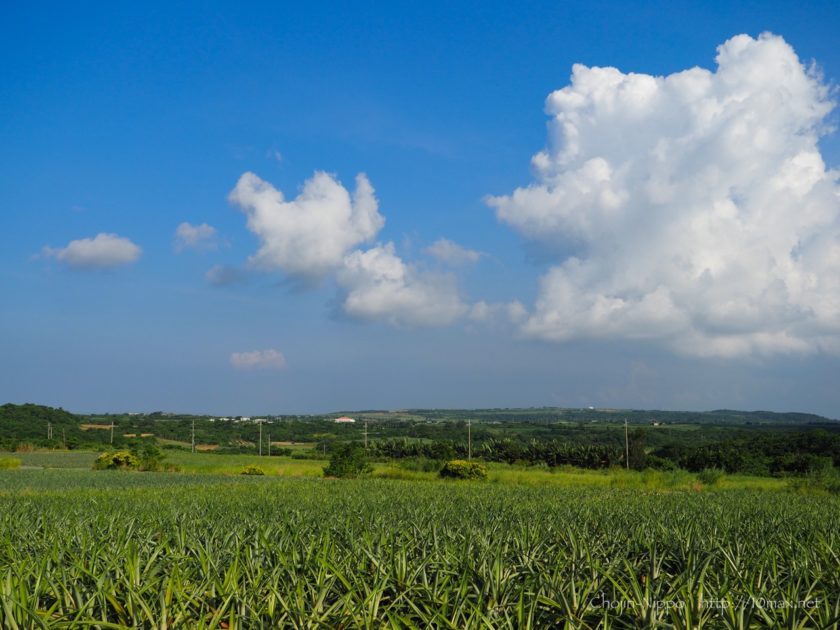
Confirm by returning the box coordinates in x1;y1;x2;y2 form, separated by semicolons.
1;471;839;628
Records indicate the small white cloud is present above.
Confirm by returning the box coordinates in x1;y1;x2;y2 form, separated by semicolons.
206;265;248;287
267;149;283;163
174;222;218;252
425;238;483;265
229;171;385;280
337;243;468;327
230;349;287;370
469;300;528;325
488;33;840;358
41;233;141;269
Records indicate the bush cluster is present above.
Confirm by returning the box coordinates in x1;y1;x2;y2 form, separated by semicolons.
323;444;372;478
92;443;172;472
439;460;487;480
93;450;140;470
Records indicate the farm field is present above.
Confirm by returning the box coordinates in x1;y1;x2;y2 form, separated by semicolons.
1;469;838;628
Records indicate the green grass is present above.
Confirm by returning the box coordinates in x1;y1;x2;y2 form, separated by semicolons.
0;450;98;469
0;470;838;628
0;449;793;493
165;451;328;476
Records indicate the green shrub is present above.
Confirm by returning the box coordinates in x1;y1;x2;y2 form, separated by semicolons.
698;467;724;486
92;443;169;472
93;450;140;470
439;460;487;480
323;443;372;478
131;442;166;471
646;454;678;471
0;457;22;470
240;465;265;476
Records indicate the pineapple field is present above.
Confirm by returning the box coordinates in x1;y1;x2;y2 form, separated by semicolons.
1;470;839;628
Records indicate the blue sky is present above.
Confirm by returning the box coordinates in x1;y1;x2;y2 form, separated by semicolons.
2;1;839;416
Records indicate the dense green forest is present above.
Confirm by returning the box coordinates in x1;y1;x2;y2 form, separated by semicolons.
2;402;839;477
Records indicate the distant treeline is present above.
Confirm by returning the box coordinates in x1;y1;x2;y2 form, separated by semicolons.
367;438;625;469
655;430;840;476
2;403;840;477
364;428;840;476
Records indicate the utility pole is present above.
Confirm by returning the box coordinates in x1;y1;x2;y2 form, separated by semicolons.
110;420;114;445
259;421;263;456
364;420;368;450
467;419;472;461
624;418;630;470
191;418;196;454
47;422;52;441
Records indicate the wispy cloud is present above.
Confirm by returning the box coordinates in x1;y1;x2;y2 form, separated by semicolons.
174;222;219;252
206;265;248;287
425;238;483;265
230;349;287;370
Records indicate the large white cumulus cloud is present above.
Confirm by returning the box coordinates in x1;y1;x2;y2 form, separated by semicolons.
488;33;840;357
229;171;384;279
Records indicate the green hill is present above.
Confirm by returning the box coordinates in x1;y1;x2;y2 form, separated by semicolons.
0;403;85;447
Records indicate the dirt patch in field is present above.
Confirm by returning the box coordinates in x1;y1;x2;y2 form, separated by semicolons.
80;424;113;431
196;444;219;452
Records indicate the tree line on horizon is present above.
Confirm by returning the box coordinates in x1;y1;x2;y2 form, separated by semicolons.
2;403;840;478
